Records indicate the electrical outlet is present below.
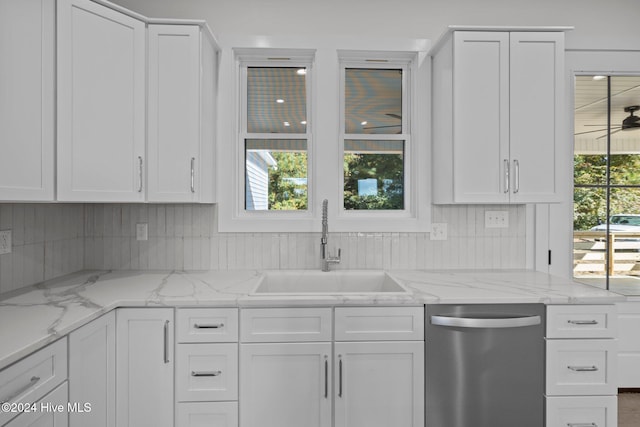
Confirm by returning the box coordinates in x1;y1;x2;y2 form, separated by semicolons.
485;211;509;228
136;223;148;241
430;223;448;241
0;230;12;255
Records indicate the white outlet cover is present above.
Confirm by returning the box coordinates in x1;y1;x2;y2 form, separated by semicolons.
136;223;148;241
0;230;12;255
430;223;448;241
485;211;509;228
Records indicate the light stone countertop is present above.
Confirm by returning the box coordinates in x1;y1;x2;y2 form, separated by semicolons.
0;269;625;370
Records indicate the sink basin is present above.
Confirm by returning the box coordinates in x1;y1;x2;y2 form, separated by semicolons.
250;270;409;295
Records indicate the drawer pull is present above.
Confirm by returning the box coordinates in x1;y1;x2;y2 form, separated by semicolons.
191;370;222;377
1;376;41;403
194;323;225;329
568;320;598;325
567;423;597;427
568;365;598;372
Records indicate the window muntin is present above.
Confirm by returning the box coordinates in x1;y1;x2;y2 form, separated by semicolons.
242;63;310;212
341;64;409;211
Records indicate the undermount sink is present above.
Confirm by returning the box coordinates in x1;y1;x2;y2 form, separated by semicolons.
250;270;409;295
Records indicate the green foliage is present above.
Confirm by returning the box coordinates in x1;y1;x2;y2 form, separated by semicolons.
268;152;308;210
574;154;640;230
343;153;404;210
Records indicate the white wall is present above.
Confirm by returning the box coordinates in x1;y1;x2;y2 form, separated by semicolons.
111;0;640;50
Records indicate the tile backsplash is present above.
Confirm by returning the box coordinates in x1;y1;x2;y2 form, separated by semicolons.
0;203;526;294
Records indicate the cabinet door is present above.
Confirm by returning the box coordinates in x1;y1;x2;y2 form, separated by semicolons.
0;0;54;201
510;32;564;203
116;308;174;427
453;31;510;203
57;0;146;202
177;402;238;427
147;24;201;202
69;311;115;427
240;343;332;427
4;383;69;427
334;342;424;427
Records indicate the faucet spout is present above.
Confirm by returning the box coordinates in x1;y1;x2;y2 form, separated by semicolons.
320;199;340;271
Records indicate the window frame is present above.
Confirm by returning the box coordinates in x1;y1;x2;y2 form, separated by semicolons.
338;54;413;218
218;38;431;233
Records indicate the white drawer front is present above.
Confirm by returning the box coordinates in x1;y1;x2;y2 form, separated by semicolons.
0;338;68;426
546;339;617;396
176;343;238;402
240;308;332;343
176;402;238;427
177;308;239;343
546;395;617;427
5;382;69;427
334;306;424;341
547;305;616;339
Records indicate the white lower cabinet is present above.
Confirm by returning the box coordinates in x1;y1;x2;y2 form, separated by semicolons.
68;311;116;427
616;301;640;387
176;402;239;427
545;305;618;427
4;382;69;427
116;308;174;427
239;306;424;427
333;341;424;427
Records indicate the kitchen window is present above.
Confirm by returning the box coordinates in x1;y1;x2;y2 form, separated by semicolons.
220;41;430;233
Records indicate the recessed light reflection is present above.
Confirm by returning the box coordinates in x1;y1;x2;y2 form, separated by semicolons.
301;121;307;125
283;121;290;127
593;76;607;81
361;121;368;126
297;69;307;75
276;99;285;104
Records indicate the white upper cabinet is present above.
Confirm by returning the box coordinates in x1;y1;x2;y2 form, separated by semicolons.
57;0;146;202
147;24;218;203
0;0;55;201
432;29;565;204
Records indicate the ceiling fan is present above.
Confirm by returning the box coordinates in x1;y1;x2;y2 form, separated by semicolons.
575;105;640;138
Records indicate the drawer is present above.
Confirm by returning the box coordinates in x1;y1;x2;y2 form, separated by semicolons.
546;339;617;396
177;308;239;343
0;338;68;426
176;343;238;402
546;395;617;427
547;305;616;339
176;402;238;427
240;308;332;343
334;306;424;341
5;382;69;427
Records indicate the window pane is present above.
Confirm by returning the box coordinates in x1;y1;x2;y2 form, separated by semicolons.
245;139;307;211
343;140;404;210
247;67;307;134
345;68;402;134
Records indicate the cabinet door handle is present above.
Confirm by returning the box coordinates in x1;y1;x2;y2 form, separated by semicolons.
193;323;224;329
568;365;598;372
504;159;510;193
568;320;598;325
513;159;520;194
190;157;196;193
0;376;41;404
567;424;597;427
191;370;222;377
138;156;143;192
324;356;328;399
164;320;170;364
338;355;343;398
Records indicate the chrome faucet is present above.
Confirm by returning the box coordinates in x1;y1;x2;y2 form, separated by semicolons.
321;199;341;271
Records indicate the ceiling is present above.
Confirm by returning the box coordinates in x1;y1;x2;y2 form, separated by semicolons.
574;75;640;153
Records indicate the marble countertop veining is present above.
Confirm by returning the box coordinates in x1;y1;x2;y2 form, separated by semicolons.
0;269;625;370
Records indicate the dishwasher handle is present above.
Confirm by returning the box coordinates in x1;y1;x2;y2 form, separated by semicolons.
431;315;541;329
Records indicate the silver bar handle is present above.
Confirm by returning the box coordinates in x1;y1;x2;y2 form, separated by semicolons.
190;157;195;193
568;365;598;372
324;356;328;399
0;376;41;404
431;315;541;328
194;323;224;329
568;320;598;325
504;159;510;193
338;355;343;398
138;156;143;192
164;320;170;364
567;423;597;427
191;370;221;377
513;159;520;194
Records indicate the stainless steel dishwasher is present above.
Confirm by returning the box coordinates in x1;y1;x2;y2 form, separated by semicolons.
426;304;545;427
